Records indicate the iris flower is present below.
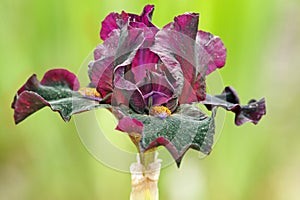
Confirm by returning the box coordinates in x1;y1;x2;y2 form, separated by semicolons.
12;5;266;166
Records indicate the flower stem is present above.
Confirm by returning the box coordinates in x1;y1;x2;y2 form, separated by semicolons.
130;151;161;200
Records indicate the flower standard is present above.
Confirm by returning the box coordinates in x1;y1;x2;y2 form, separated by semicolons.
12;5;266;200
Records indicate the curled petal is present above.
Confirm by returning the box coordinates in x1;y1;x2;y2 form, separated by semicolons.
165;13;199;40
151;28;208;102
119;104;216;167
13;91;50;124
100;5;156;41
196;30;227;75
129;49;159;83
12;69;107;124
115;117;144;134
112;69;146;113
128;5;155;27
203;87;266;126
40;69;80;90
236;98;266;125
100;12;128;41
88;57;115;99
14;69;79;100
89;27;145;99
137;71;176;110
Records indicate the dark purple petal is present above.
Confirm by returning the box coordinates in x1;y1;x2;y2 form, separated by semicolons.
94;30;120;60
140;71;174;97
129;49;159;83
88;57;114;99
115;117;144;134
12;69;80;109
100;5;156;41
112;69;146;113
14;74;39;99
129;4;155;27
236;98;266;125
100;12;128;41
150;30;185;97
196;30;227;75
128;62;156;84
149;93;170;106
13;91;49;124
89;27;145;99
128;23;158;47
12;69;107;124
137;71;175;108
178;79;202;104
203;87;266;126
119;104;216;167
131;49;159;69
165;97;179;113
165;13;199;40
150;28;208;103
40;69;80;90
191;73;206;102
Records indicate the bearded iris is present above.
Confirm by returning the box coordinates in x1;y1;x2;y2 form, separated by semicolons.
12;5;266;166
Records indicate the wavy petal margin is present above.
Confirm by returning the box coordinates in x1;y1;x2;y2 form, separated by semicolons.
114;104;216;167
203;87;266;125
100;4;156;40
12;69;109;124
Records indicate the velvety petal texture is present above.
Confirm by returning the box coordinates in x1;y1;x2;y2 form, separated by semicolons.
100;5;156;41
196;30;227;75
115;104;216;167
115;117;144;134
89;26;145;101
12;5;266;168
203;87;266;125
12;69;108;124
150;14;208;103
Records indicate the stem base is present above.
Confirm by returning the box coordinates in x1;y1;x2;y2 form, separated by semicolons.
130;152;161;200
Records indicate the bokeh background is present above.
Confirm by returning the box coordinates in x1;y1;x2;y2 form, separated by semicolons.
1;0;300;199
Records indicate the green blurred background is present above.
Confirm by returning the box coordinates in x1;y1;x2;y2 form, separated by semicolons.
1;0;300;199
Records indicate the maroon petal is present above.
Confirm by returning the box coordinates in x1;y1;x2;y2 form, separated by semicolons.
128;23;157;45
40;69;80;90
131;49;159;69
88;57;115;99
120;104;216;167
148;71;174;97
100;5;156;41
12;69;107;124
196;30;227;75
129;4;155;27
12;69;80;109
236;98;266;125
100;12;129;41
137;71;175;108
203;87;266;126
94;30;120;60
129;61;157;83
130;49;159;83
112;69;146;113
178;79;202;104
13;91;49;124
115;117;144;134
150;28;208;103
89;27;145;99
14;74;40;99
165;13;199;40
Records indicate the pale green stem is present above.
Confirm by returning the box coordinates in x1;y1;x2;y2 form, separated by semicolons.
130;151;161;200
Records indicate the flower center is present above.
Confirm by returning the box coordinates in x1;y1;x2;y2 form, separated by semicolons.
149;106;171;119
78;87;101;100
